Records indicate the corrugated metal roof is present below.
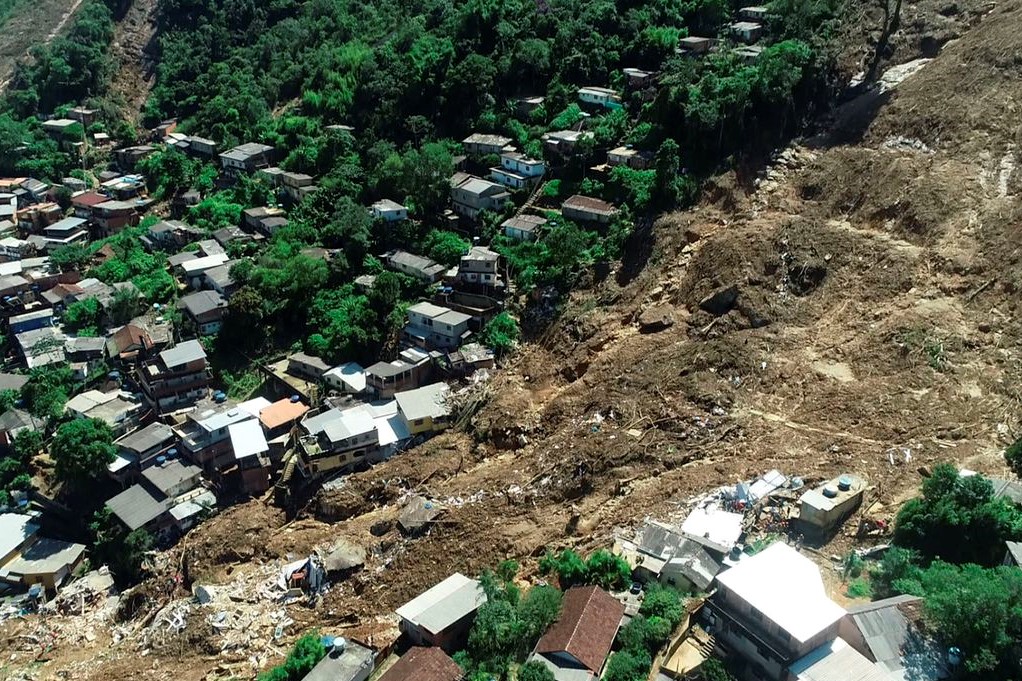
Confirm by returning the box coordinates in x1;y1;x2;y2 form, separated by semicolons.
395;383;451;422
792;638;894;681
396;573;486;635
160;339;206;368
106;484;169;531
228;419;269;459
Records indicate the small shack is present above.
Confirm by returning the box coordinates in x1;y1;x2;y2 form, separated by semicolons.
798;474;865;533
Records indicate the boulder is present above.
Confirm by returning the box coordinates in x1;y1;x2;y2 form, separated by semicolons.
324;538;367;574
638;305;676;333
698;285;739;315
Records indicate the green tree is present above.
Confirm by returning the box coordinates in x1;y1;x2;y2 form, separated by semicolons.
422;229;470;267
89;508;154;585
11;429;43;463
699;658;737;681
479;312;519;356
639;584;684;627
539;549;589;588
517;661;556;681
51;418;116;491
585;549;632;590
0;388;18;413
62;298;102;334
21;364;75;421
604;650;652;681
257;632;326;681
50;244;92;272
893;463;1022;566
517;584;562;640
137;146;201;197
617;614;673;655
108;285;142;325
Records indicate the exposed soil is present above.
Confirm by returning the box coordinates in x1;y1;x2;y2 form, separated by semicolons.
0;0;87;91
4;1;1022;679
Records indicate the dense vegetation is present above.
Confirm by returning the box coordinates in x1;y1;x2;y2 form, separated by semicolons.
863;463;1022;678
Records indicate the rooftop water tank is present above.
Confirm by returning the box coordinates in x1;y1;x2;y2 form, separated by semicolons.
822;484;839;498
837;475;854;491
156;455;167;466
290;394;300;403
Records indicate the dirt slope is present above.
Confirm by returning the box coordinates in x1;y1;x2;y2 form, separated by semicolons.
4;2;1022;680
0;0;87;91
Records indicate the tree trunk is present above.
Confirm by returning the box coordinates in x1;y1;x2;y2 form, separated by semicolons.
866;0;903;83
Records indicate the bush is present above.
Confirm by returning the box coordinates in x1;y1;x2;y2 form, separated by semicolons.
517;660;556;681
639;583;684;628
604;649;652;681
479;312;520;356
539;549;630;590
845;578;872;599
257;633;326;681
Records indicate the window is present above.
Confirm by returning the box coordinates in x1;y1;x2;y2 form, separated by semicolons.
414;419;424;425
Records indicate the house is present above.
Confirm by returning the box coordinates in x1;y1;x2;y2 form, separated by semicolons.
562;195;618;223
578;86;622;107
177;400;259;471
0;514;39;567
219;143;275;177
227;419;272;494
68;106;99;127
502;214;546;241
0;409;43;449
109;422;178;482
72;191;107;219
396;573;487;652
10;308;53;335
680;503;744;556
258;397;309;441
105;323;155;363
365;350;432;398
288;352;332;382
515;96;545;117
146;220;202;251
798;474;865;534
451;174;511;219
789;637;900;681
461;133;514;156
179;253;230;289
301;638;375;681
1005;540;1022;567
457;246;501;290
661;538;722;593
622;67;655;88
16;326;66;368
382;250;446;283
607;146;655;170
100;174;146;200
297;399;409;475
281;172;318;202
0;513;86;593
64;336;107;380
213;225;261;250
730;21;763;43
0;373;28;393
40;217;89;249
323;362;367;394
739;5;769;21
42;118;79;137
242;206;288;236
142;459;202;499
187;137;218;158
105;483;171;534
92;200;138;236
529;585;624;681
371;199;408;222
139;340;210;412
735;45;765;63
0;536;87;592
707;543;846;681
378;648;461;681
543;130;595;156
839;595;950;680
203;262;238;297
64;389;142;436
178;290;228;335
378;646;461;681
113;145;156;172
395;382;451;435
404;302;472;350
490;152;545;190
679;36;713;54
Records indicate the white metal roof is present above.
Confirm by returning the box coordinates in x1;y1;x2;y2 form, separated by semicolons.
228;419;269;459
180;252;229;274
237;396;272;418
323;406;376;443
395;383;451;422
324;362;367;392
395;572;486;635
680;503;744;551
715;543;845;644
0;513;39;560
159;339;206;368
791;637;896;681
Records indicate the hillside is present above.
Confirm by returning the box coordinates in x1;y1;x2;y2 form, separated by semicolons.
0;0;1020;679
0;0;87;90
1;0;1018;678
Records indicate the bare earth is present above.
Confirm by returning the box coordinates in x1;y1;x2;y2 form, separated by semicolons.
3;0;1022;679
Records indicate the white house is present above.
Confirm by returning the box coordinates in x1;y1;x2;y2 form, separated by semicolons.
371;199;408;222
578;86;621;107
489;152;545;189
501;215;546;241
404;302;472;350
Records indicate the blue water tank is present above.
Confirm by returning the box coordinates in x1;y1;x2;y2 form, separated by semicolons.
156;456;167;465
167;449;178;458
837;475;854;491
290;394;300;403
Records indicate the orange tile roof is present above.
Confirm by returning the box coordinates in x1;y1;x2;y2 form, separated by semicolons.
259;398;309;430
